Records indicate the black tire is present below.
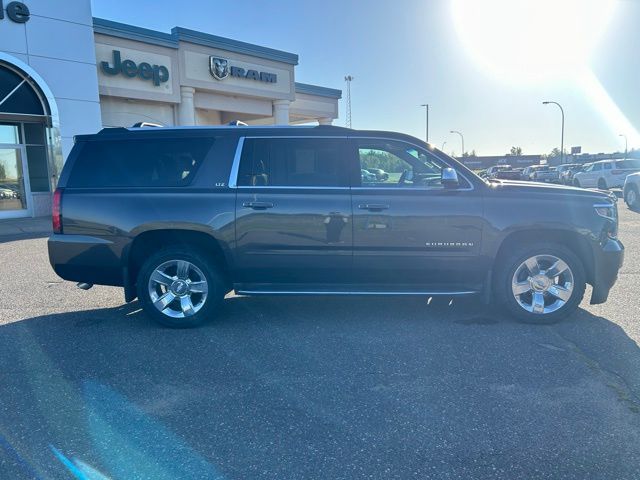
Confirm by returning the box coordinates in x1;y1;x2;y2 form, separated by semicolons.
573;178;581;188
625;184;639;211
597;178;608;190
494;242;586;324
137;247;224;328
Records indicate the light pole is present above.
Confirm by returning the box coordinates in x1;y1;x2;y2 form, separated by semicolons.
344;75;354;128
543;101;565;164
441;141;447;151
450;130;464;157
619;134;628;160
420;104;429;143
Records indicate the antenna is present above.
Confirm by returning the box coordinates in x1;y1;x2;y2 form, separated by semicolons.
344;75;354;128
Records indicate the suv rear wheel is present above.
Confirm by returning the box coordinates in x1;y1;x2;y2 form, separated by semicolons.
598;178;608;190
625;184;639;210
494;242;585;324
137;247;224;328
573;178;581;188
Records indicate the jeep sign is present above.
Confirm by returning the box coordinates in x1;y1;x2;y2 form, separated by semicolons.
101;50;169;87
0;1;30;23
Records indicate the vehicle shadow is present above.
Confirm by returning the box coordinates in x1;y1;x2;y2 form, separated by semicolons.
1;296;640;479
0;231;50;244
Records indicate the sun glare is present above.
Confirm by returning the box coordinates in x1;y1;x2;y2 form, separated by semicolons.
451;0;616;83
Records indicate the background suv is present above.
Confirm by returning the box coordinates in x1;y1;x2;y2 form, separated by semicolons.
557;164;584;185
573;159;640;189
522;165;556;182
48;125;623;328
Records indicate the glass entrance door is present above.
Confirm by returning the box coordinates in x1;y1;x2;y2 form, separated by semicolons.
0;146;30;219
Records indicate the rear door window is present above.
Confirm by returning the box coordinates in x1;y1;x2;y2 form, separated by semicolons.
237;138;349;187
68;137;214;187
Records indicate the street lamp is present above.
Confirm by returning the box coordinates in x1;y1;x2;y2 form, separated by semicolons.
450;130;464;156
542;101;565;164
619;134;628;160
420;104;429;143
441;141;447;151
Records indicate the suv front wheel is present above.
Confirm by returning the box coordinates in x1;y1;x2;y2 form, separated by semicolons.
137;247;224;328
494;242;586;324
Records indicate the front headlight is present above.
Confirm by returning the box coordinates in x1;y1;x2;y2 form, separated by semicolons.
594;202;618;239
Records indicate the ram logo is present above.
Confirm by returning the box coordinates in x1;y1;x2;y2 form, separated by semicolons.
209;57;229;80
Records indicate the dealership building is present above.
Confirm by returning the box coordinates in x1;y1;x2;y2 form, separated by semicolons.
0;0;342;219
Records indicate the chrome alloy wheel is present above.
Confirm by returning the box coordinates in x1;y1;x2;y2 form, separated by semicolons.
511;254;574;315
148;260;209;319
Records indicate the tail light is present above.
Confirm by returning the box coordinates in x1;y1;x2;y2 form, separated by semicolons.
52;187;63;234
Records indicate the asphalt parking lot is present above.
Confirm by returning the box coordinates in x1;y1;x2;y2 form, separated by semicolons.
0;207;639;479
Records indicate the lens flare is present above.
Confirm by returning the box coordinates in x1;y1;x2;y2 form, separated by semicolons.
451;0;616;83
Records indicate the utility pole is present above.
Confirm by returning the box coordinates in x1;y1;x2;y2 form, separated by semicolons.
420;104;429;143
344;75;354;128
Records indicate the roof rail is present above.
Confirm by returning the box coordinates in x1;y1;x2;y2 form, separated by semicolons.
131;122;163;128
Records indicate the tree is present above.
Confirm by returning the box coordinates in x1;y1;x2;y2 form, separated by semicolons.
510;146;523;156
549;147;562;158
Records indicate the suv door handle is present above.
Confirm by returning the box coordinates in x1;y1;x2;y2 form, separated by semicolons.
243;201;274;210
358;204;390;211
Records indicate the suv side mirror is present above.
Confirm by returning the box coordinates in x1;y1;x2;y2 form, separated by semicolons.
442;168;460;189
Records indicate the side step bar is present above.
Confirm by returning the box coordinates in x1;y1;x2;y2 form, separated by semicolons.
235;290;477;296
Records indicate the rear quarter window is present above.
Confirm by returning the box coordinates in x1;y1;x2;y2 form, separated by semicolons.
67;137;215;188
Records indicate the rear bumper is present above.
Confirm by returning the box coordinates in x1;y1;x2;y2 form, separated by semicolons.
590;238;624;304
48;234;124;286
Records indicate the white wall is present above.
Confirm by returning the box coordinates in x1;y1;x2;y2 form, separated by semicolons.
100;97;175;127
1;0;102;159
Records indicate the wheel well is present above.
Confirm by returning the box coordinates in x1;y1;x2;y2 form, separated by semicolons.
127;230;232;290
494;229;594;285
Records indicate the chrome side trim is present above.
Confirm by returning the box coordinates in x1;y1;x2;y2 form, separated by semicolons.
237;186;350;191
236;290;477;296
228;137;245;188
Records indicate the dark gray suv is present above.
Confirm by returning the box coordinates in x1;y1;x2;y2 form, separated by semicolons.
48;125;624;327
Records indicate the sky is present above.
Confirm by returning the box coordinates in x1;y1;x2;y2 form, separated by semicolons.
91;0;640;157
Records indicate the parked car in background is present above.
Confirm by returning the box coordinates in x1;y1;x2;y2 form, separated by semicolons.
493;169;523;181
0;184;18;199
361;169;377;182
557;164;583;185
573;159;640;189
366;168;390;181
486;165;512;178
549;167;560;183
486;165;522;181
522;165;556;182
623;172;640;210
